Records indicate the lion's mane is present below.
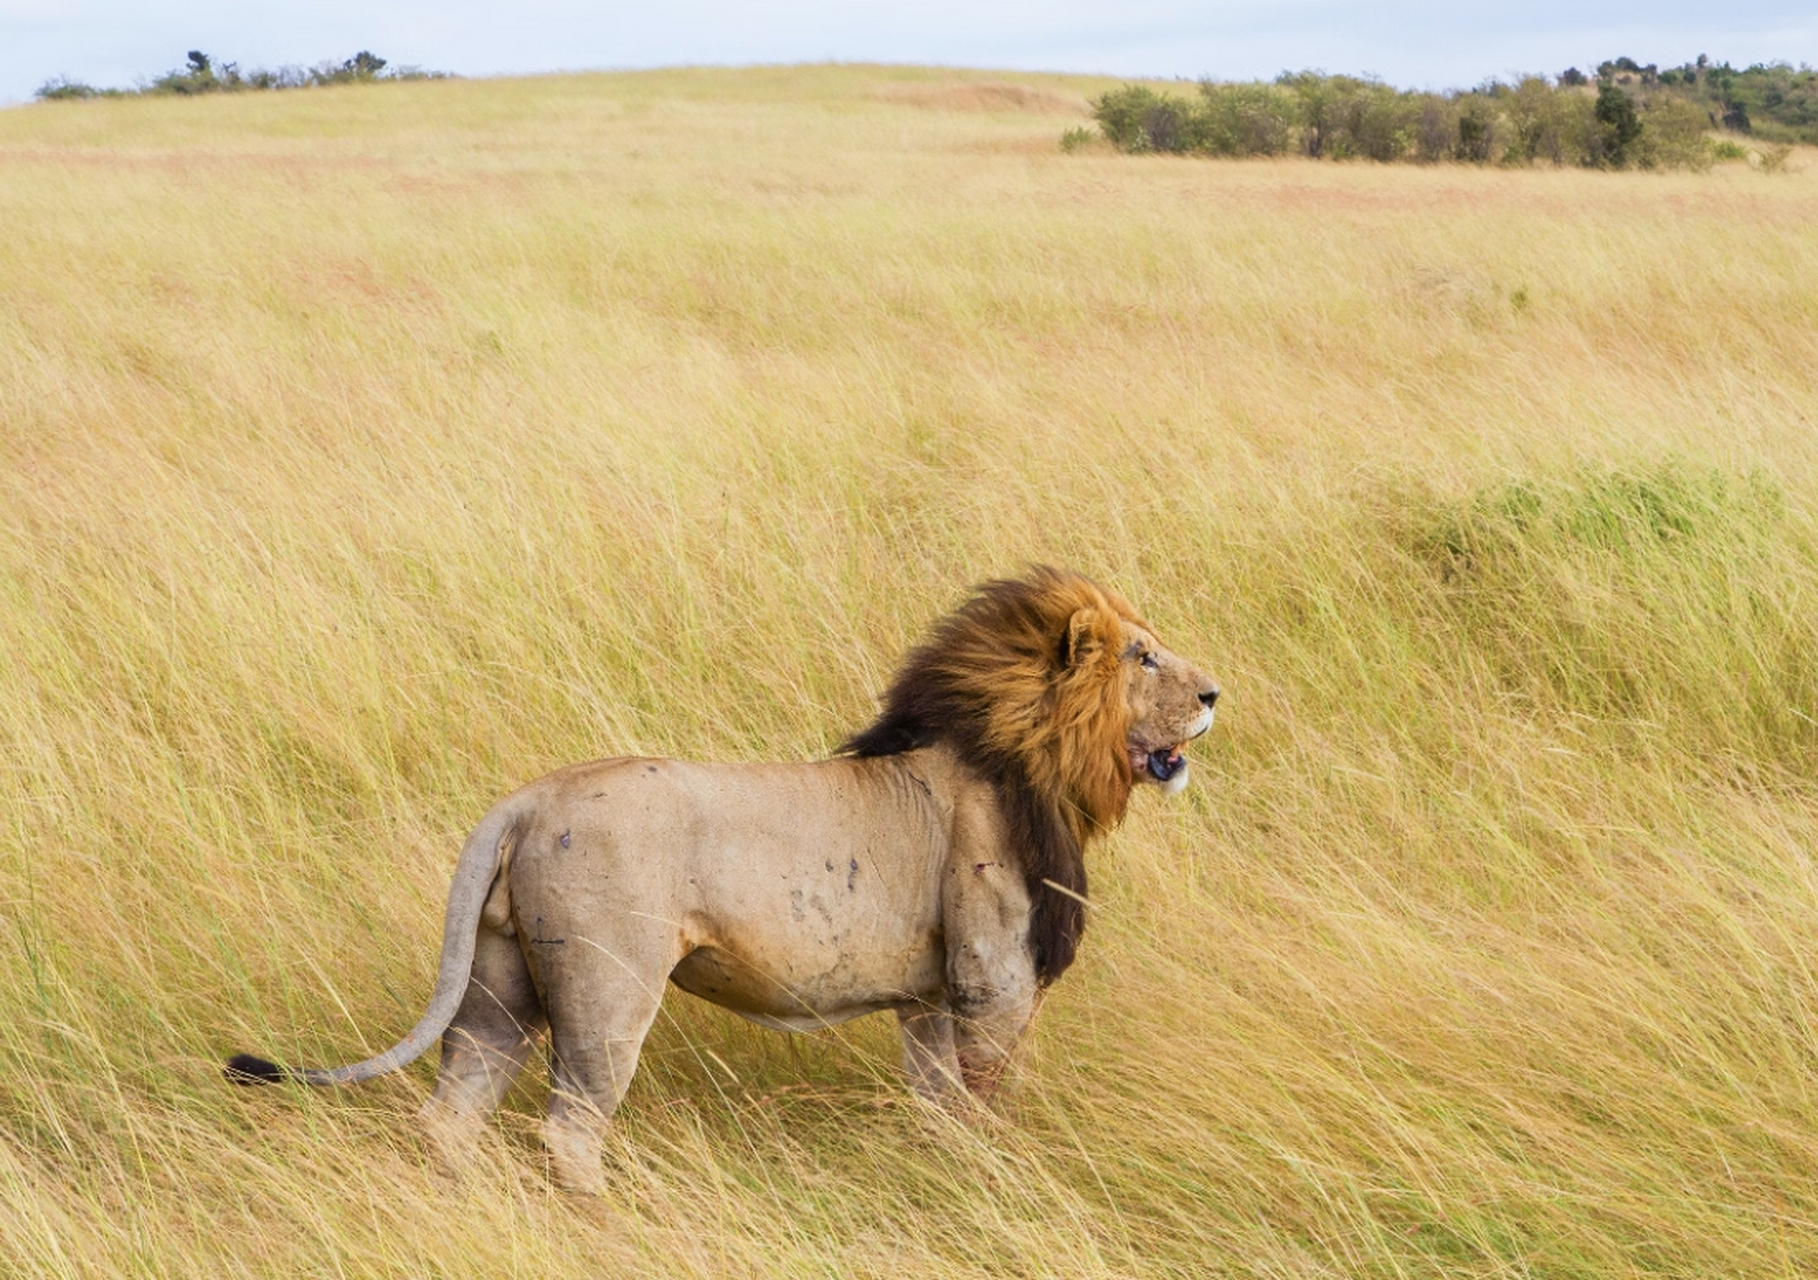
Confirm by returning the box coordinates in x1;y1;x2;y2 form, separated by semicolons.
842;567;1144;984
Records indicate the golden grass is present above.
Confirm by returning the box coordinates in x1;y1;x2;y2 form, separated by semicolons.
2;63;1818;1276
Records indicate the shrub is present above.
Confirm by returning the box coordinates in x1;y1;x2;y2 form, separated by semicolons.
1280;71;1362;158
1410;94;1458;162
34;76;100;101
148;50;234;95
1091;85;1200;153
1592;82;1643;167
309;51;393;86
1504;76;1569;164
1456;98;1497;162
1350;84;1417;161
1632;96;1713;170
1195;81;1296;156
1551;91;1604;165
1756;143;1795;173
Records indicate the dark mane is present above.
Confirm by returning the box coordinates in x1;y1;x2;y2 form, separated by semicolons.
840;568;1142;985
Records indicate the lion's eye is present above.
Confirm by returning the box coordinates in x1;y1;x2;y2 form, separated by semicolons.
1140;652;1159;672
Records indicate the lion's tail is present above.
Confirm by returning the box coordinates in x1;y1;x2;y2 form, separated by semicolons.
224;799;525;1089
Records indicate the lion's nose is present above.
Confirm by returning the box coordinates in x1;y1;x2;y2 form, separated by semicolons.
1199;687;1220;708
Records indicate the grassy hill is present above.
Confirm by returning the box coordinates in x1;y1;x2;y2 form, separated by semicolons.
2;64;1817;1278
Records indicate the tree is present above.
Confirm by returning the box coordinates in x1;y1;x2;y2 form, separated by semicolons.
1594;82;1642;166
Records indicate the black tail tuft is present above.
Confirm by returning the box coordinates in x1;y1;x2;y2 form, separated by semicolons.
224;1053;286;1085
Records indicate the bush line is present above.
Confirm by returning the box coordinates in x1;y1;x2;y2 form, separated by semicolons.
1073;58;1816;169
36;50;451;101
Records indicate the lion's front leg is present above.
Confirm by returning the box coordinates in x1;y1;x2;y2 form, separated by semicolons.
942;856;1039;1102
896;1004;963;1102
949;954;1036;1099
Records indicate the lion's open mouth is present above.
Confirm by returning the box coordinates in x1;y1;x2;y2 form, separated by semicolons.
1146;747;1186;782
1129;743;1187;782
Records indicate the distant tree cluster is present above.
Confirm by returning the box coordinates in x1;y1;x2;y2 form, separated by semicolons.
36;50;451;101
1076;57;1817;169
1643;56;1817;143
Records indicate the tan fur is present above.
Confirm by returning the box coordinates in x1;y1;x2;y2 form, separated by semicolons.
225;569;1218;1192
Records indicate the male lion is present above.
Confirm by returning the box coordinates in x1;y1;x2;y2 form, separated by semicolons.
227;568;1219;1192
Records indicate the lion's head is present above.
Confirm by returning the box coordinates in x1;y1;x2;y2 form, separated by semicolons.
842;567;1219;983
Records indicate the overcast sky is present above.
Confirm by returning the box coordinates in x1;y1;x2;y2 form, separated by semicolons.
3;1;1815;106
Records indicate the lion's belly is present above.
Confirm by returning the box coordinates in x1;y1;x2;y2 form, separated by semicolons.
650;756;954;1026
669;938;945;1030
516;753;961;1029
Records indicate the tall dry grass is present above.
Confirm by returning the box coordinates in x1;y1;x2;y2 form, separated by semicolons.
2;64;1817;1277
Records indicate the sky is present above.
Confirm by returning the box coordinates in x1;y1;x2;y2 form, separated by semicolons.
2;1;1815;106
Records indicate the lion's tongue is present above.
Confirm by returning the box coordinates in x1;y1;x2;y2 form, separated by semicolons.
1147;748;1185;782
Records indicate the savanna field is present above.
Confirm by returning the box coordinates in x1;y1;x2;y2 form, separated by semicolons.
3;63;1818;1277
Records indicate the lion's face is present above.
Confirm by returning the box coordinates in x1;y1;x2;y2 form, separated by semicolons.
1115;620;1219;796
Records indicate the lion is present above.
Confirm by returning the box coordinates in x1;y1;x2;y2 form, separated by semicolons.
226;567;1219;1192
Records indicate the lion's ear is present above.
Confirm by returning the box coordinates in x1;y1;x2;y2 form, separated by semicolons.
1059;607;1105;669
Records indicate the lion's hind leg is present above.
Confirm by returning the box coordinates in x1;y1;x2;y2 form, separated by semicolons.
532;924;677;1195
419;923;545;1175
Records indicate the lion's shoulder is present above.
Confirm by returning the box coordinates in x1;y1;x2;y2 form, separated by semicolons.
840;567;1143;984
